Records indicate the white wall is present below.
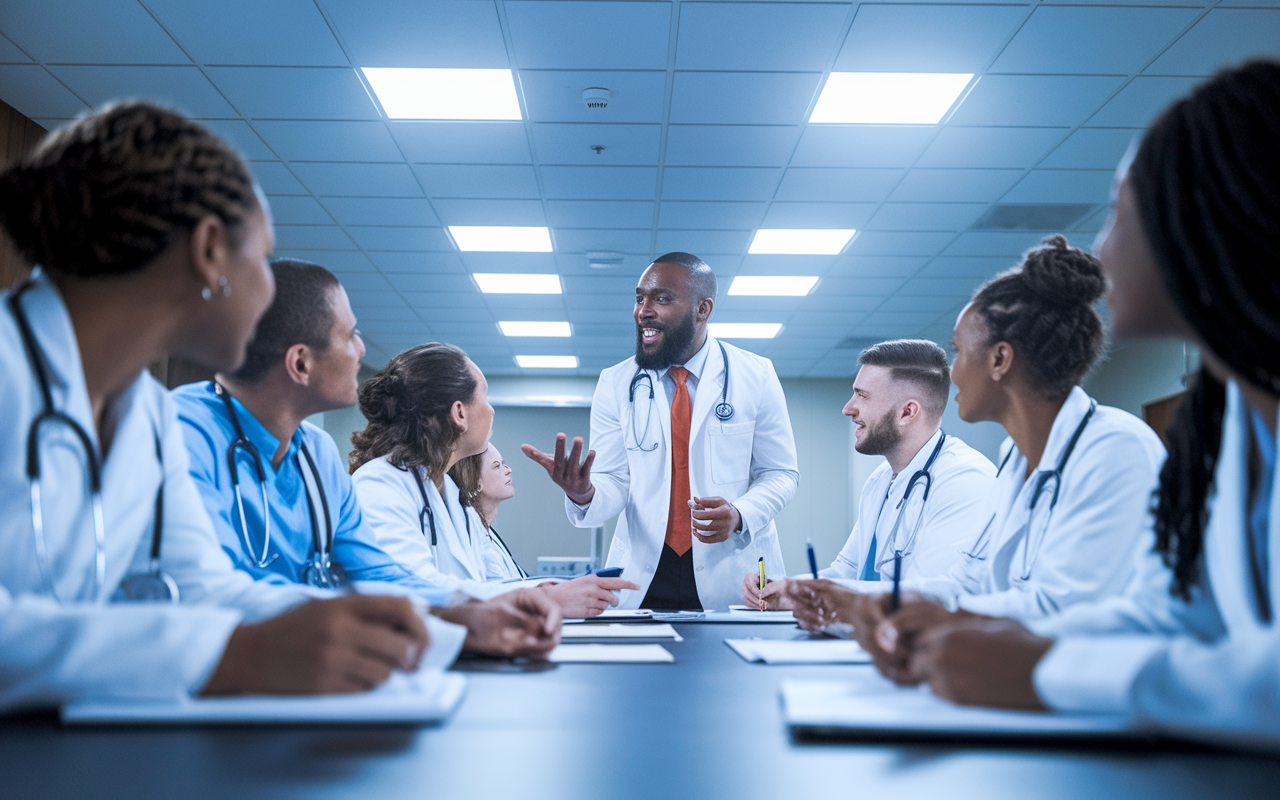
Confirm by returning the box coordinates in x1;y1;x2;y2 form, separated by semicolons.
1083;338;1192;417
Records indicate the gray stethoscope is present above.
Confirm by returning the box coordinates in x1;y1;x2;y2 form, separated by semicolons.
411;468;528;579
962;400;1097;579
873;431;947;573
214;381;345;589
628;340;734;452
9;281;178;604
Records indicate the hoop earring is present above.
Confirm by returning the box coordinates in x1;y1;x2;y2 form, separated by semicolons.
201;287;212;301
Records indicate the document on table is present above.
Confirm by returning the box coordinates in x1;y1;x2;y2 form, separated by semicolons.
650;610;797;623
564;609;654;624
548;644;675;663
726;638;871;664
61;671;468;726
561;623;683;641
782;678;1140;740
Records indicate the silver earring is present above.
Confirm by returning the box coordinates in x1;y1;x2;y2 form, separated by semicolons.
218;276;231;297
201;287;212;301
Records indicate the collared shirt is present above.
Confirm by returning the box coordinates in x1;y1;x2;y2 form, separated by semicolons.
655;335;712;407
172;381;453;605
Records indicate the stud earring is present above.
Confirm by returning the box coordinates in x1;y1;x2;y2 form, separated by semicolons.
201;286;212;301
218;276;231;297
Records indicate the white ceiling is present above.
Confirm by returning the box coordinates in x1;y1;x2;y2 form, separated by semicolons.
2;0;1277;377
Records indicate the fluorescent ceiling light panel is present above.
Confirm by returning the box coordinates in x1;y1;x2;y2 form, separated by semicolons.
728;276;820;296
362;68;521;120
499;321;571;337
708;323;782;339
451;226;552;252
748;229;856;255
810;72;973;124
516;355;579;368
473;273;562;294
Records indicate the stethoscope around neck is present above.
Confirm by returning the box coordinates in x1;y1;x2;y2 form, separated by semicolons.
874;431;947;572
213;381;344;589
627;340;734;452
411;468;528;579
8;280;177;604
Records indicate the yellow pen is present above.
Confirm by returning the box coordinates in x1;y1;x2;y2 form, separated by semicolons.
757;556;766;611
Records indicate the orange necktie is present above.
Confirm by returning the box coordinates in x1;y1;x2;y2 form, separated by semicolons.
665;366;692;555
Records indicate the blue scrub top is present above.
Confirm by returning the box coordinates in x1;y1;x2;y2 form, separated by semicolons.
172;381;452;604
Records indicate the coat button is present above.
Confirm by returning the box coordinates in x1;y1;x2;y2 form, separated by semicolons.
696;566;704;572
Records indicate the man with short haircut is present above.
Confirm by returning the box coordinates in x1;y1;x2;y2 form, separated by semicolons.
745;339;995;608
173;259;560;660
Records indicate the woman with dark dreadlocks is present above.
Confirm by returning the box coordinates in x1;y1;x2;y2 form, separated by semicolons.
862;60;1280;751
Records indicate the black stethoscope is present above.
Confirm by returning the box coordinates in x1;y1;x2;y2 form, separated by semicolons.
8;280;177;604
628;340;734;452
411;468;528;579
213;381;344;589
873;431;947;573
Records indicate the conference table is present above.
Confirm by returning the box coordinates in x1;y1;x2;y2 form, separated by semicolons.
3;621;1278;798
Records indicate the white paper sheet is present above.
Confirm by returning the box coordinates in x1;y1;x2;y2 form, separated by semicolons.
782;678;1138;738
650;610;797;623
61;672;468;726
547;644;675;663
726;638;871;664
564;609;654;623
561;623;682;641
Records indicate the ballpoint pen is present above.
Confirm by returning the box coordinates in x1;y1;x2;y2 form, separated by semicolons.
890;553;902;612
806;539;818;580
757;556;766;612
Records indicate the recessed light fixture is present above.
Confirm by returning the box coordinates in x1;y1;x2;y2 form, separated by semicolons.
516;355;579;368
473;273;562;294
499;321;571;337
748;229;857;255
728;276;820;296
810;72;973;124
362;68;522;120
708;323;782;339
451;226;552;252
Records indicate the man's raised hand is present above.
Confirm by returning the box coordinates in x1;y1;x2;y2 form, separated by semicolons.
521;433;596;505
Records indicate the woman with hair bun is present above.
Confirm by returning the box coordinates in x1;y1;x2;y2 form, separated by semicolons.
0;102;436;707
786;234;1166;672
351;343;638;618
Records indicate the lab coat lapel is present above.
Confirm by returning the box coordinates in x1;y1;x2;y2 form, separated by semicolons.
689;337;725;435
877;430;945;553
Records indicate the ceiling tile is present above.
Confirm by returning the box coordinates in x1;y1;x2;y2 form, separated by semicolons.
563;275;643;296
1086;76;1202;128
675;2;851;71
520;70;666;124
898;277;981;296
877;293;963;313
1001;170;1112;205
814;277;907;297
205;67;378;120
990;7;1200;75
658;201;766;229
949;75;1126;127
540;166;657;200
323;0;509;68
146;0;347;66
669;72;821;125
432;198;546;226
198;119;276;159
415;164;538;198
790;126;933;168
531;123;661;165
654;229;752;255
553;229;653;254
942;231;1063;257
665;125;801;167
0;33;30;62
775;168;903;202
391;121;532;164
369;252;466;273
460;252;559;271
47;65;235;118
545;200;654;228
347;226;453;251
274;250;377;272
273;224;356;250
737;254;836;274
347;289;409;308
761;202;876;228
917;127;1067;169
0;0;187;64
266;195;334;225
381;272;477;293
1146;9;1280;76
866;203;987;232
321;197;440;227
405;291;486;309
827;256;927;279
835;4;1026;72
1039;128;1141;170
846;231;954;257
0;65;88;119
917;256;1015;278
889;169;1022;202
293;162;424;197
505;1;671;70
661;167;781;201
254;120;402;161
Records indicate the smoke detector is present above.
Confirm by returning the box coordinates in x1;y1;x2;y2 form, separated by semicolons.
582;87;611;110
586;251;624;269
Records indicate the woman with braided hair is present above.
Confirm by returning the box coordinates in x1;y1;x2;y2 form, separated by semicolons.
0;102;440;708
852;60;1280;750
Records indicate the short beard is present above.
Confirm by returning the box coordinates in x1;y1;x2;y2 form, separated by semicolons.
855;409;903;457
635;312;697;370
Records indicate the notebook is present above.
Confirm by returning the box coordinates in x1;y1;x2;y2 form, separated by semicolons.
726;638;871;664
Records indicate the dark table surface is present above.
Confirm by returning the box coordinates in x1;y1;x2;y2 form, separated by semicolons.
3;622;1277;799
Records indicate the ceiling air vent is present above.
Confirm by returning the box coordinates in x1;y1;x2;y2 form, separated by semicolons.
586;251;624;269
972;203;1096;231
582;87;611;109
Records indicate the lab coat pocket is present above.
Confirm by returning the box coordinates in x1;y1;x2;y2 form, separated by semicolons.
709;421;755;485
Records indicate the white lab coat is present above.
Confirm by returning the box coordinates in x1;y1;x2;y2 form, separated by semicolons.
471;509;527;582
568;337;800;610
352;458;529;599
824;429;996;586
1033;380;1280;750
913;386;1167;621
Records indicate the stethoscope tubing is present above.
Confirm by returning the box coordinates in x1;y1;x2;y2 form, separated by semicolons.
627;340;735;451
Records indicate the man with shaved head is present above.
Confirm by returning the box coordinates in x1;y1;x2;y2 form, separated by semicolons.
524;253;800;611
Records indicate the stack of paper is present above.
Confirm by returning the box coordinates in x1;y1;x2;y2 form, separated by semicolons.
726;639;871;664
565;609;654;624
548;644;675;663
649;610;797;623
561;623;683;641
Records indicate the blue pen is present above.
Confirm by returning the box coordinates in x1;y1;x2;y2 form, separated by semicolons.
890;553;903;612
806;539;819;580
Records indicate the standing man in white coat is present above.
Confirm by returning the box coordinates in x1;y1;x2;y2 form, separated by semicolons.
523;253;799;610
744;340;995;608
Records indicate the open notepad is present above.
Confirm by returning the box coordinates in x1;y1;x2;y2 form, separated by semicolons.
561;623;683;641
61;671;468;726
782;678;1140;740
726;638;871;664
548;644;675;663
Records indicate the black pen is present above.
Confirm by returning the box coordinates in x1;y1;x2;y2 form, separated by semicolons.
806;539;818;580
890;553;902;612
